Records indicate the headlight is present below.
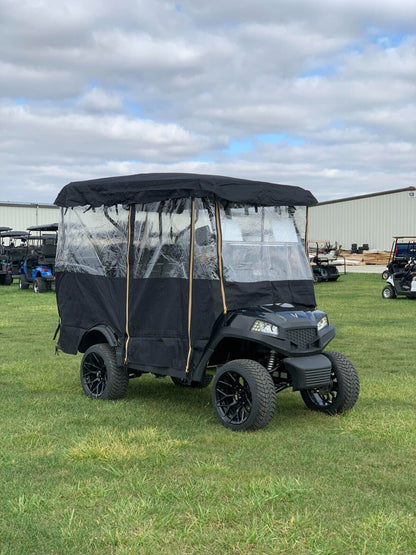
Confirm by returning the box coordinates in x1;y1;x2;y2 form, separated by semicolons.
251;320;279;336
317;315;328;332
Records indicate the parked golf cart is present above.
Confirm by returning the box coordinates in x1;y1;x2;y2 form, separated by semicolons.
0;230;29;279
309;241;344;282
19;224;58;292
0;227;13;285
0;227;13;286
54;173;359;431
382;257;416;299
381;236;416;280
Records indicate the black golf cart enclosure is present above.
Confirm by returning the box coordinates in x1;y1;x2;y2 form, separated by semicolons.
54;173;359;430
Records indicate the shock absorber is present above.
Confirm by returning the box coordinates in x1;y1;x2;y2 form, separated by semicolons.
267;350;276;372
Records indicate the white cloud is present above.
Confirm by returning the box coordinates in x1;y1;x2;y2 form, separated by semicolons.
0;0;414;204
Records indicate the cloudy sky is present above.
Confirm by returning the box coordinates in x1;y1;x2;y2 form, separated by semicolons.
1;0;415;204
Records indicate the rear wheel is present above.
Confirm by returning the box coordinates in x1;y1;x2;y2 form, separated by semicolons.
19;276;29;289
212;359;276;431
382;285;396;299
33;277;47;293
301;351;359;415
3;274;12;285
80;343;128;400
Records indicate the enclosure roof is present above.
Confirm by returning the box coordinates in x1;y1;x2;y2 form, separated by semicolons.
0;227;12;232
54;173;317;208
0;230;29;238
27;223;58;232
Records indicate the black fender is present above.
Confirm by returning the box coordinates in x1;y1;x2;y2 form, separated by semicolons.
78;325;124;366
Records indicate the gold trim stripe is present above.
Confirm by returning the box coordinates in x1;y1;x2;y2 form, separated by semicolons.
124;206;133;364
185;199;195;373
215;202;227;314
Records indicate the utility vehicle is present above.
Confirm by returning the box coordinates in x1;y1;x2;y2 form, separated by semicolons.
54;173;359;431
0;258;13;286
19;224;58;292
0;227;13;285
382;257;416;299
0;230;29;278
309;241;343;282
382;236;416;280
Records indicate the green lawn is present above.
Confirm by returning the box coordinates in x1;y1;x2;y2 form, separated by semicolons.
0;274;415;554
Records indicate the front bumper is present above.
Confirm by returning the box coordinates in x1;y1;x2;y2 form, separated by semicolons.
283;354;332;390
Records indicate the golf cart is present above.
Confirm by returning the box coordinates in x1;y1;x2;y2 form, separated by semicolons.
381;237;416;280
382;257;416;299
0;227;13;286
54;173;359;431
309;241;343;282
0;230;30;278
19;224;58;292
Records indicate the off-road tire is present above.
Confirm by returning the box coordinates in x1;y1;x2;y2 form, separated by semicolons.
212;359;276;431
382;285;396;299
301;351;359;415
19;276;29;290
80;343;129;400
171;374;213;388
3;274;12;285
33;277;48;293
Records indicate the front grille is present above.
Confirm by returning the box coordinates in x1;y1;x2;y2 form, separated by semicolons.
303;368;331;388
286;328;317;349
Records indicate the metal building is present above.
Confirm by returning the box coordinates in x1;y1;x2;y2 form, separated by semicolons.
308;187;416;252
0;202;59;231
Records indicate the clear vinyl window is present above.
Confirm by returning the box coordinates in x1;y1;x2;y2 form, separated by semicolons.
55;205;129;277
132;198;219;280
219;204;311;283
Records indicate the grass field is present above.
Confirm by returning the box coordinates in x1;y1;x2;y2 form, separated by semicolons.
0;274;415;554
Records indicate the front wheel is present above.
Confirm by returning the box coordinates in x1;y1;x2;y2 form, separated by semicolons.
301;351;359;415
382;285;396;299
212;359;276;431
33;277;48;293
80;343;128;400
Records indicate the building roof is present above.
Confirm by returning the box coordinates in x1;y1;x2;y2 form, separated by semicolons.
317;186;415;206
0;201;57;209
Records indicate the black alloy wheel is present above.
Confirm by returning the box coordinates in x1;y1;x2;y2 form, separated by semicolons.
212;359;276;431
80;343;128;400
301;351;359;415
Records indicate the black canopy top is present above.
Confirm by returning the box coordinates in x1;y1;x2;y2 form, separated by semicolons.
0;227;12;232
54;173;317;208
